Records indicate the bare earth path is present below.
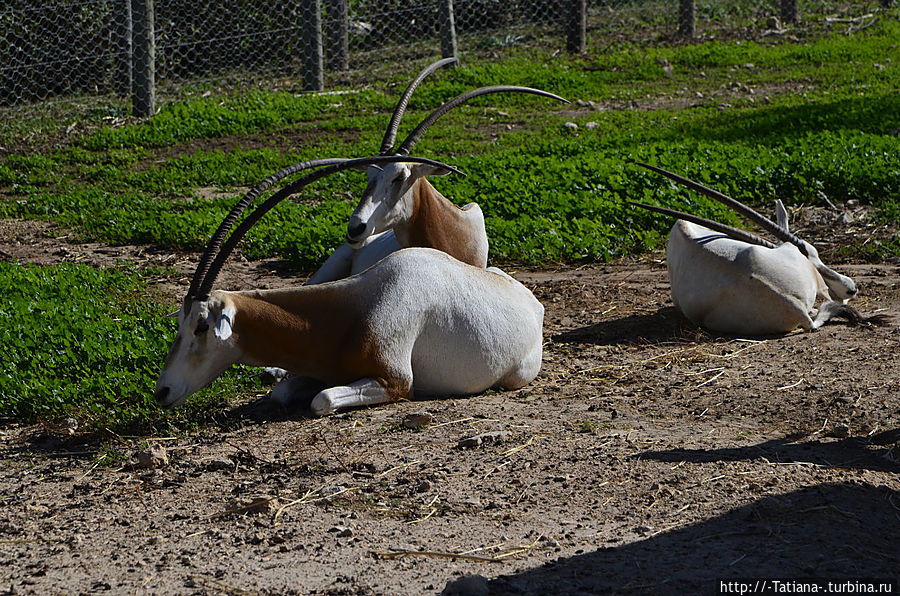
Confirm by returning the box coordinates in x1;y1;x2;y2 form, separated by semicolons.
0;219;898;595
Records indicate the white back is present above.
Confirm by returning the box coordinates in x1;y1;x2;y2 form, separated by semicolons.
358;249;543;395
667;220;826;334
306;229;403;284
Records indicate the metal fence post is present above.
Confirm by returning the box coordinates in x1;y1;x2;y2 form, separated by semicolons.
301;0;324;91
131;0;155;117
678;0;696;38
325;0;348;71
113;0;132;97
780;0;799;25
566;0;586;54
438;0;458;61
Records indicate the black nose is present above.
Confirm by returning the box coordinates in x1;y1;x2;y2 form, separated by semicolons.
154;386;170;404
347;222;367;241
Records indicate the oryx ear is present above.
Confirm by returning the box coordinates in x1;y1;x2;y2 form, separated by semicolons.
774;200;790;233
214;303;236;341
409;163;454;179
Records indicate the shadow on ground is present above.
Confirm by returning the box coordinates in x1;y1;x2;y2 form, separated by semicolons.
552;307;699;346
553;305;876;348
447;483;899;595
636;431;900;474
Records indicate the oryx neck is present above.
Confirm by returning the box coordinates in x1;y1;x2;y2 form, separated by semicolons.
403;178;480;265
226;289;358;378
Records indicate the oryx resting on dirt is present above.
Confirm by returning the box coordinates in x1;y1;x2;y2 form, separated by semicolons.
154;156;544;416
307;57;568;283
630;162;884;335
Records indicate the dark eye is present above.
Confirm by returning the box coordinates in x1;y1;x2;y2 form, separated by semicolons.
392;175;402;185
195;319;209;335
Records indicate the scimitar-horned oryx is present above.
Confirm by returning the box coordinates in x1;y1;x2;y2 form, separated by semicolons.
630;162;887;335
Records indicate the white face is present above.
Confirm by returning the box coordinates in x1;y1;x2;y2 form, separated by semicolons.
345;163;415;248
345;162;452;248
154;297;239;409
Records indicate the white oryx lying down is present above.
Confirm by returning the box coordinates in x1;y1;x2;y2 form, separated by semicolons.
154;157;544;416
630;162;885;335
307;57;568;283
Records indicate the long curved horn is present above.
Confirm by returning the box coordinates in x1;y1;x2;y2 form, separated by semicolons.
634;161;808;249
628;201;777;249
380;57;458;155
395;86;570;156
194;155;464;301
186;158;347;304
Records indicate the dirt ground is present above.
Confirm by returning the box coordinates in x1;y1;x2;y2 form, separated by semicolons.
0;216;898;595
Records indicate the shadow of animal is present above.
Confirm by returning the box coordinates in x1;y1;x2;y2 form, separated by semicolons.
447;482;899;595
636;431;900;475
552;307;700;346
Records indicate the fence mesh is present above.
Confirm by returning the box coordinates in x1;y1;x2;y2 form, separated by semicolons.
0;0;892;138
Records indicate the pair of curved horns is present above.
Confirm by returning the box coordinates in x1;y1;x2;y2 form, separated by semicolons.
631;161;808;251
380;57;570;156
186;155;463;305
186;158;346;302
186;57;569;304
627;200;776;249
380;57;458;154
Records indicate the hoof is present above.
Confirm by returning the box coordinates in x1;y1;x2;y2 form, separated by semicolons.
258;367;288;385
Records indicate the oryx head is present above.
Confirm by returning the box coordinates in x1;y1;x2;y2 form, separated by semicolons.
790;234;856;300
154;155;460;409
346;161;456;246
629;162;857;302
345;57;568;248
154;293;238;409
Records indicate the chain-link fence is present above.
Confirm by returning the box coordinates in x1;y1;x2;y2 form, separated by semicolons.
0;0;892;136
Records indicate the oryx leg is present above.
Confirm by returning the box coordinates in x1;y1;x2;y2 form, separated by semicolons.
498;342;543;390
311;375;412;417
810;300;874;329
269;375;327;407
306;244;355;285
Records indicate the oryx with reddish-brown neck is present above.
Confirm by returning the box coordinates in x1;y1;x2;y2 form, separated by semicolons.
154;156;544;415
630;162;885;335
306;57;568;284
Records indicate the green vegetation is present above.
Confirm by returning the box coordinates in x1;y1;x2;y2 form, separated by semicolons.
0;263;253;429
1;17;898;429
3;21;898;265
